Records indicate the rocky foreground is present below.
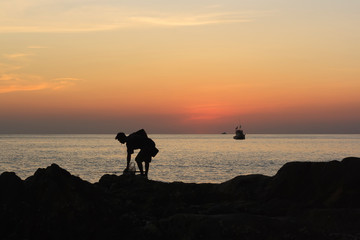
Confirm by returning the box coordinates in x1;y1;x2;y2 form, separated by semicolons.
1;157;360;240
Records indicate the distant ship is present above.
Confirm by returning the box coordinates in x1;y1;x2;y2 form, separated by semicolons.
233;125;246;140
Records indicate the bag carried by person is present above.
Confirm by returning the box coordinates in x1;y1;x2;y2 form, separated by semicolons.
151;147;159;157
133;129;148;138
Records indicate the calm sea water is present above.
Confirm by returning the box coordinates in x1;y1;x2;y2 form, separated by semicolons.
1;134;359;183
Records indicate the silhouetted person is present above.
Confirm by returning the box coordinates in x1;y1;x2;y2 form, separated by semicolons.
115;129;158;178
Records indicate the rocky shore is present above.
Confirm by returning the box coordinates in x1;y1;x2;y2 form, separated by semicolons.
1;157;360;240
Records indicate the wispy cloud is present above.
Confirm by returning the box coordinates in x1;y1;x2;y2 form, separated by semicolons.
0;74;45;93
0;0;268;33
51;77;82;90
3;53;33;59
0;63;22;72
1;46;82;93
0;25;121;33
27;46;49;49
130;12;252;26
0;74;82;94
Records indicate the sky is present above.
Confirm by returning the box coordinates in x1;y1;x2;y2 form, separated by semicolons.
1;0;360;134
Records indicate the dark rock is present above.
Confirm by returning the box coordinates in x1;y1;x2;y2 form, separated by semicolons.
156;213;327;240
1;157;360;239
0;171;28;239
0;171;24;202
217;174;270;200
266;157;360;208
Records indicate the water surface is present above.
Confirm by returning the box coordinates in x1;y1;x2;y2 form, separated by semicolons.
1;134;359;183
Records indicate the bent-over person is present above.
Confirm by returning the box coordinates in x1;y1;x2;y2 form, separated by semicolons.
115;129;158;178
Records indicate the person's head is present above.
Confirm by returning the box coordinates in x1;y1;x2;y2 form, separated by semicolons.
115;132;127;143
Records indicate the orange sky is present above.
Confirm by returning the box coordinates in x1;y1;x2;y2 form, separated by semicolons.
1;0;360;133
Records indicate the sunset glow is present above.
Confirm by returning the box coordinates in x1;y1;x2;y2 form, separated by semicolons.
1;0;359;133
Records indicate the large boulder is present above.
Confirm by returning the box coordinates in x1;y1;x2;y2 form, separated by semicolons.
266;157;360;208
0;171;24;202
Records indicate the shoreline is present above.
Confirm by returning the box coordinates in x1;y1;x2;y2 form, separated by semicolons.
1;157;360;239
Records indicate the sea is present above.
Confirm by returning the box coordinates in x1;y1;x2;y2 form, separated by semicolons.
1;134;360;184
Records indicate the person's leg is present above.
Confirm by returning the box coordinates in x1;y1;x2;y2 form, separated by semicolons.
136;161;144;175
143;153;152;178
135;151;144;175
145;162;149;177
